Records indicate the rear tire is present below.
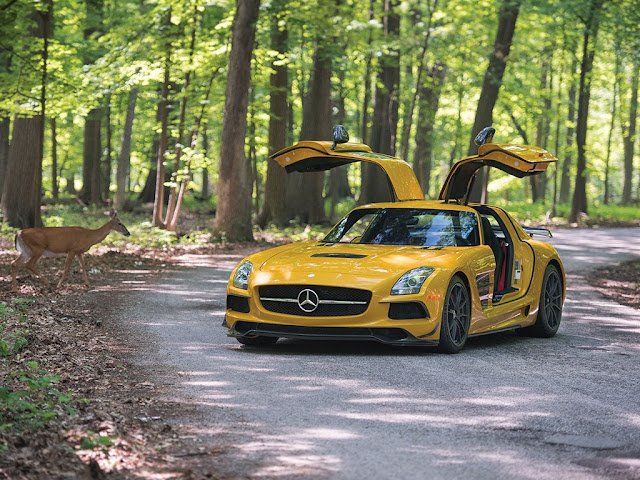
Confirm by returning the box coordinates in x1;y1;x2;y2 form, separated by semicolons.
236;335;279;346
438;275;471;354
523;264;563;337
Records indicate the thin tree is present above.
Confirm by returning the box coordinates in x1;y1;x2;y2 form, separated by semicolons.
621;59;638;205
114;85;138;210
257;0;289;227
569;0;605;223
466;0;520;203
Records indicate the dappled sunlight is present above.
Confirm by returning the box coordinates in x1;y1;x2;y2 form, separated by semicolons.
108;241;640;479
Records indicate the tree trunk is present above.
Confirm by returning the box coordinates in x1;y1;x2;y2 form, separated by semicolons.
1;4;51;228
621;60;638;205
603;54;620;205
286;43;331;224
531;55;551;202
257;4;289;227
413;62;446;198
51;117;58;199
400;0;438;162
559;55;578;204
467;0;520;203
153;59;170;227
569;0;604;223
360;0;400;205
80;0;104;205
115;86;138;210
213;0;260;241
0;116;10;200
201;126;210;200
328;71;353;219
104;94;112;200
361;0;374;145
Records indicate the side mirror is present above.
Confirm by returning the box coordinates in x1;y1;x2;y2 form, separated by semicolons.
331;125;349;150
474;126;496;146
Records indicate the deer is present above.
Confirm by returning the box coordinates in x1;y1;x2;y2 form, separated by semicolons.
10;209;131;292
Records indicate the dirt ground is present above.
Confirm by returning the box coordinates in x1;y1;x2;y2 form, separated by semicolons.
1;232;639;479
587;258;640;311
0;238;267;480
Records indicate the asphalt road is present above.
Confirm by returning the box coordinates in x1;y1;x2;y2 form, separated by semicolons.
125;228;640;479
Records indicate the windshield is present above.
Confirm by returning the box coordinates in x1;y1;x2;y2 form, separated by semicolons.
323;208;480;247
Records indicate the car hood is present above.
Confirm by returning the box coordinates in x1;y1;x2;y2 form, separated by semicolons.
257;241;461;278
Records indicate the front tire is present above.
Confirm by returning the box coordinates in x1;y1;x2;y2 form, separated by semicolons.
525;264;563;337
438;275;471;354
236;335;279;346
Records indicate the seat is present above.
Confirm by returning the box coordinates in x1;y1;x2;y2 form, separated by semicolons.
481;216;505;292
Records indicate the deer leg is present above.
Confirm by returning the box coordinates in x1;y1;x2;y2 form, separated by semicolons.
10;253;28;293
24;254;49;287
77;254;91;288
57;253;75;289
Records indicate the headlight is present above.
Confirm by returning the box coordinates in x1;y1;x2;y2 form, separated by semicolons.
233;260;253;289
391;267;434;295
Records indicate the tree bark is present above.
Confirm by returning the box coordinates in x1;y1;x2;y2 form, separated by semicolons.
0;116;10;200
1;4;51;228
559;55;578;204
104;94;112;200
153;58;170;227
466;0;520;203
531;54;551;202
51;117;58;199
603;53;620;205
400;0;438;162
569;0;604;223
115;86;138;210
360;0;400;205
360;0;374;145
257;4;288;227
286;44;331;224
413;62;446;198
621;60;638;205
80;0;104;205
213;0;260;241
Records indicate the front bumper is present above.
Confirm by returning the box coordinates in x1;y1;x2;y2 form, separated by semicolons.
225;318;439;346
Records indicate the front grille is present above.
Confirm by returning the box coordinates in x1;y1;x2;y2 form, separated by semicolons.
258;285;372;317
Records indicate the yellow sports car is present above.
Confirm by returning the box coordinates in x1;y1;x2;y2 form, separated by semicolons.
224;127;565;353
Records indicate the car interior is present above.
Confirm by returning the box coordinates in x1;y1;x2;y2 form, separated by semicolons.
474;206;518;302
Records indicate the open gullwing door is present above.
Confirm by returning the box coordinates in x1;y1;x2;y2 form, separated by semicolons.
271;141;424;202
438;143;557;203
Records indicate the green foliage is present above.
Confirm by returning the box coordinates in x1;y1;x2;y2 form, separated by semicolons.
79;431;117;456
0;300;33;358
0;362;72;436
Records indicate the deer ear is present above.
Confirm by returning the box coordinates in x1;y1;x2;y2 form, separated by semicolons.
110;209;117;218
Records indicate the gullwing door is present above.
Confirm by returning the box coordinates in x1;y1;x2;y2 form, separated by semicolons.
438;143;557;203
271;140;424;202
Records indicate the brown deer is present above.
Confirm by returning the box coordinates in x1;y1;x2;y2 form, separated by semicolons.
10;209;131;292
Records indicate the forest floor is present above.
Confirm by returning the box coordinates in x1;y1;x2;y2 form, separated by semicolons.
0;238;268;480
0;224;639;479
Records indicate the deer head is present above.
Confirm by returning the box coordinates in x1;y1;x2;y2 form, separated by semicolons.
109;209;131;237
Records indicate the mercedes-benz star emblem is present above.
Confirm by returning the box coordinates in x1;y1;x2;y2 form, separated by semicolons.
297;289;319;312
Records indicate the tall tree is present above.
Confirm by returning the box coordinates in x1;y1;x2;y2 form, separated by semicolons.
466;0;520;203
569;0;605;223
258;0;289;227
559;53;578;204
286;43;331;223
413;62;447;197
114;86;138;210
360;0;400;204
621;59;638;205
213;0;260;241
80;0;104;205
1;3;52;228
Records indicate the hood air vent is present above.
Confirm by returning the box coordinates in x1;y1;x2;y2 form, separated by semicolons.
311;253;367;259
